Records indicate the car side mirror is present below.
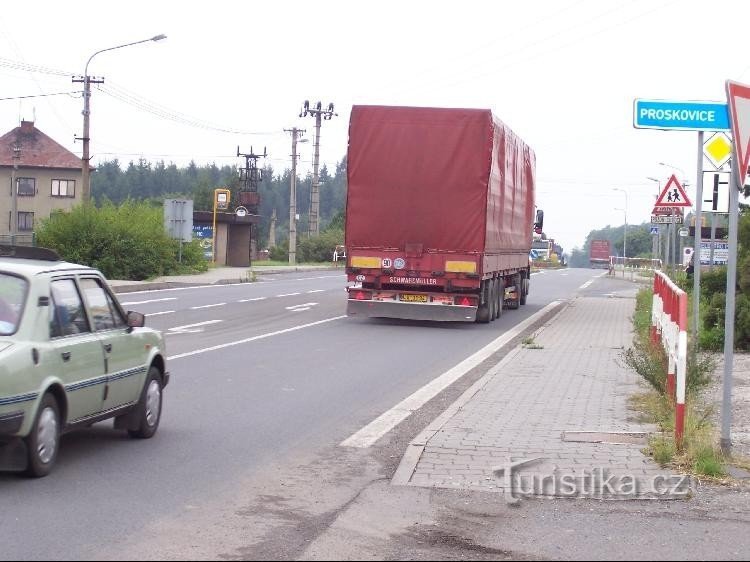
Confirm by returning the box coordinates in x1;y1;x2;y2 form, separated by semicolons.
126;311;145;329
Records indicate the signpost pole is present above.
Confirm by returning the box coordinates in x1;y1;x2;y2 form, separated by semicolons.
720;155;740;454
709;214;716;270
693;131;704;342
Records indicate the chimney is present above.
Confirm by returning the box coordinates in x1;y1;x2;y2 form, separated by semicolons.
20;120;34;134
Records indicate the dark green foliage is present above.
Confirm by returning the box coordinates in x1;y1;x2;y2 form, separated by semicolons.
35;202;207;280
91;156;349;253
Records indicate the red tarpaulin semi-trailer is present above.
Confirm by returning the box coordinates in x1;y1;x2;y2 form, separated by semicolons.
345;105;537;323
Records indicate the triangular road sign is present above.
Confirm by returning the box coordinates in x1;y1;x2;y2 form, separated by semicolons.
726;80;750;189
654;174;692;208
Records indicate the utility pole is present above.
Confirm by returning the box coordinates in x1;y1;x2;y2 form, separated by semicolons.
72;74;104;202
284;128;306;264
299;100;336;237
269;208;277;248
237;146;267;265
10;142;21;244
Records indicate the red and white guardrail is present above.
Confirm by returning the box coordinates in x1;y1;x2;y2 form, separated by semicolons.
651;271;688;446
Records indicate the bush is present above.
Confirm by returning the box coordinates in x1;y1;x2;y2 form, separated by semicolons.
701;267;728;296
700;290;750;351
268;241;289;262
297;228;344;263
35;201;207;280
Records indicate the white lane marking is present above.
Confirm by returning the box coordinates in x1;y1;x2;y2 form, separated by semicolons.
190;303;226;310
579;280;595;290
531;271;545;275
286;303;319;312
168;316;346;360
307;289;325;294
277;292;301;297
148;310;176;317
340;300;563;448
120;297;178;306
238;297;267;303
168;320;222;334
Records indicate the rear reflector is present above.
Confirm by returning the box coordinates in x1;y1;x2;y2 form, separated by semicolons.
351;256;382;268
456;296;477;307
445;260;477;273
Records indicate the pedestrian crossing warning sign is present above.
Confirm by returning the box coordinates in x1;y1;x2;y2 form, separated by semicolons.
654;174;692;208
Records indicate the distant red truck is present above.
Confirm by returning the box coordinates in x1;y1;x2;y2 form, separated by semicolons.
589;240;612;269
344;105;539;323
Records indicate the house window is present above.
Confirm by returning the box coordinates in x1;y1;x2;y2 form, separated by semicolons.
17;212;34;231
14;177;36;196
51;179;76;198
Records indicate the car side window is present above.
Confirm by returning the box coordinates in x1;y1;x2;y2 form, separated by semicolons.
80;277;126;331
50;279;90;337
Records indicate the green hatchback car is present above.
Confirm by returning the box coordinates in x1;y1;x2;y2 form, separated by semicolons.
0;245;168;477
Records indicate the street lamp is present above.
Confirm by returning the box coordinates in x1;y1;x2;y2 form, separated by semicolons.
613;188;628;259
76;34;167;202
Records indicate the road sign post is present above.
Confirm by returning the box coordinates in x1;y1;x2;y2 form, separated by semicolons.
720;79;750;453
693;132;704;343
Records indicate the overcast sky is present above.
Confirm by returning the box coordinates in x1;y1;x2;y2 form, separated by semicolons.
1;0;749;252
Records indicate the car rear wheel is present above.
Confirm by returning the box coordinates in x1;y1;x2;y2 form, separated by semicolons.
128;367;163;439
25;393;61;478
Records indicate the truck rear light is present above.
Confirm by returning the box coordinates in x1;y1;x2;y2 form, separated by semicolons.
352;290;372;301
430;295;453;304
455;296;478;307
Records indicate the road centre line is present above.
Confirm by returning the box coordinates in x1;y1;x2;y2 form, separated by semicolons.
190;303;226;310
307;289;325;293
277;292;301;297
168;316;346;360
147;310;175;317
340;300;563;448
238;297;267;302
579;280;595;290
120;297;178;306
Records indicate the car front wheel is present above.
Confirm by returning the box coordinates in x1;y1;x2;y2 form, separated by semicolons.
25;393;61;478
128;367;163;439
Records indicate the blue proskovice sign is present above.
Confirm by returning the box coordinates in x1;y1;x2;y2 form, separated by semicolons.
633;99;730;131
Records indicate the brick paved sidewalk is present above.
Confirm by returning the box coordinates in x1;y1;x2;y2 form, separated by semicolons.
393;292;686;500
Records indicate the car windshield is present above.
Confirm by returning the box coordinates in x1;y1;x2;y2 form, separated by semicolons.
0;272;28;336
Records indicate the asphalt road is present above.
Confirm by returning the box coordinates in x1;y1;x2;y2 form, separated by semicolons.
0;267;604;560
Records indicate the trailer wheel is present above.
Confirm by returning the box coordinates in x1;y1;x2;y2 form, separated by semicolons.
508;274;521;310
494;278;503;319
476;280;491;323
520;274;529;306
488;278;496;321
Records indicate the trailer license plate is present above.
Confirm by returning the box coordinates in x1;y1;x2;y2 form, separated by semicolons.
400;293;428;303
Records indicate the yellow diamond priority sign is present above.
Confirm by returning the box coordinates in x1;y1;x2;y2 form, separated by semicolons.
703;132;732;170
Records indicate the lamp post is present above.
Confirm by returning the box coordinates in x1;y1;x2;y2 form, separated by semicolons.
76;34;166;202
613;188;628;260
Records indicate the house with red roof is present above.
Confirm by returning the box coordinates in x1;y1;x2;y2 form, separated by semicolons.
0;120;84;243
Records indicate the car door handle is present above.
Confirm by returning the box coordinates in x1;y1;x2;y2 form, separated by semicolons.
103;343;112;353
61;351;71;362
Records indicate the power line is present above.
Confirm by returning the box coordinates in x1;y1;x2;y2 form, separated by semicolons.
0;90;81;102
97;81;284;136
0;57;72;77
